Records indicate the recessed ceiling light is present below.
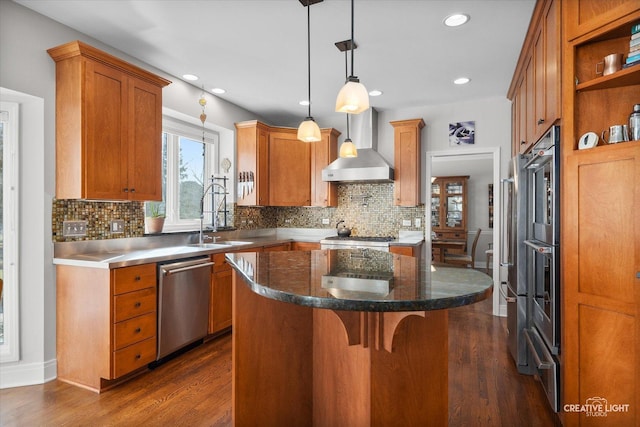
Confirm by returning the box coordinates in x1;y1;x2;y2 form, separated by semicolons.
299;100;310;106
444;14;470;27
211;87;226;94
454;77;471;85
369;90;383;96
182;74;199;81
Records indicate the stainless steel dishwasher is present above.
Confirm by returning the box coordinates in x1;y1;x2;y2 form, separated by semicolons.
156;256;213;360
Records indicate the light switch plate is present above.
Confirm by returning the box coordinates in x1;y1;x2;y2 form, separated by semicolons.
62;220;88;237
414;218;422;227
111;219;125;234
322;218;330;225
402;219;411;227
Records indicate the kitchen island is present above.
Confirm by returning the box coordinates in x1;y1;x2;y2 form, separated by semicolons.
227;249;493;426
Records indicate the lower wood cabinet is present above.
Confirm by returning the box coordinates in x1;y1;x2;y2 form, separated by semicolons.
291;242;321;251
56;263;157;392
389;244;423;258
209;253;233;335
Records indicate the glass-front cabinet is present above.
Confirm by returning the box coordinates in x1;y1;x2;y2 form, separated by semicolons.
431;176;469;239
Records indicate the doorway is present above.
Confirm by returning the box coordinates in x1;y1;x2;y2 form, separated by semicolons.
426;147;502;316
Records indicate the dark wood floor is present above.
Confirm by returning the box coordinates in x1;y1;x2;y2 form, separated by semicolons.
0;297;561;426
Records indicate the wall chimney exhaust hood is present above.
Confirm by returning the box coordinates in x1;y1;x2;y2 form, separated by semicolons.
322;108;394;183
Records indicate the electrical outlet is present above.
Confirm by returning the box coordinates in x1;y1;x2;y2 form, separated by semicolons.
322;218;330;225
111;219;125;234
63;220;88;237
402;219;411;227
284;219;292;224
414;218;422;227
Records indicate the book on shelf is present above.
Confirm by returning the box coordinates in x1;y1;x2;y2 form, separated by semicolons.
631;37;640;48
626;53;640;64
633;22;640;35
632;32;640;41
622;59;640;69
631;44;640;54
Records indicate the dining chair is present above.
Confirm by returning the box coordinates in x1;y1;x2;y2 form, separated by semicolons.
444;228;481;268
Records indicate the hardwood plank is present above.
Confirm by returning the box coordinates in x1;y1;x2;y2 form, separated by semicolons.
0;298;559;426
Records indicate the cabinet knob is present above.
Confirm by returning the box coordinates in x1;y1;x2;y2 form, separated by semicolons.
135;354;141;360
135;327;141;334
134;275;141;281
130;188;135;193
123;188;129;192
520;140;526;145
537;118;545;125
134;302;141;308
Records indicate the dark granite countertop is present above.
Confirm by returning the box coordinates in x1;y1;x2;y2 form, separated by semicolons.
226;249;493;312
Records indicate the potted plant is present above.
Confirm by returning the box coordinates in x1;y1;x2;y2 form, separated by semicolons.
145;202;165;234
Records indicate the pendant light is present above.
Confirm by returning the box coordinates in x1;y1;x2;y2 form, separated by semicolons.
337;40;357;158
335;0;369;114
297;0;323;143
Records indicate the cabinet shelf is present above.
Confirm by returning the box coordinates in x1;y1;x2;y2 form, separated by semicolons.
576;65;640;91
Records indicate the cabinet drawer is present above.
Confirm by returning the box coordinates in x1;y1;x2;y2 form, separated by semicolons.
113;337;156;378
113;312;156;350
113;264;156;294
435;231;466;240
213;252;231;273
114;287;156;323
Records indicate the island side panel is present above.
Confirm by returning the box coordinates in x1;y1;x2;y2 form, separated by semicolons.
371;310;448;426
232;271;313;426
312;309;371;426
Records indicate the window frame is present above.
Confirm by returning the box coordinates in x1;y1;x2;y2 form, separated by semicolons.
0;101;20;363
157;114;219;233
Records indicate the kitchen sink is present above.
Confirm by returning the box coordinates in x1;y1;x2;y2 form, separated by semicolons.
217;240;253;245
189;243;233;249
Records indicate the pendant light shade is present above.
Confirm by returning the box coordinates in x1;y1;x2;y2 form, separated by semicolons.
297;0;322;142
297;117;322;142
335;77;369;113
339;138;358;158
335;0;369;114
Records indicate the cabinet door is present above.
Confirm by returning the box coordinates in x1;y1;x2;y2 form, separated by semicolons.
563;145;640;426
392;119;425;207
209;269;232;334
85;60;128;200
523;54;535;153
431;182;441;228
542;0;560;132
517;73;529;154
311;129;338;207
127;77;163;201
533;23;545;139
565;0;640;41
443;178;467;231
268;130;311;206
236;122;270;206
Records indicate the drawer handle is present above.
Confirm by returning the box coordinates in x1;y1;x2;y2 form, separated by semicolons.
134;302;141;308
135;354;141;360
134;327;141;334
134;276;141;281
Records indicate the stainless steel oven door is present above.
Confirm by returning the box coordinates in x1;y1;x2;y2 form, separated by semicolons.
524;327;559;412
525;239;559;354
500;283;534;374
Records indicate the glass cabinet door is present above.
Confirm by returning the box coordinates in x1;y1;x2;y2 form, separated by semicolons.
431;195;440;227
446;195;463;227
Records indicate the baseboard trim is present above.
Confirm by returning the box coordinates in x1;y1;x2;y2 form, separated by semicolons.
0;359;57;389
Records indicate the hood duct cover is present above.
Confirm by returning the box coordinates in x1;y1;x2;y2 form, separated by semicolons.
322;108;394;182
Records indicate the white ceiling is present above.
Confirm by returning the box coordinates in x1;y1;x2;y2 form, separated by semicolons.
16;0;535;129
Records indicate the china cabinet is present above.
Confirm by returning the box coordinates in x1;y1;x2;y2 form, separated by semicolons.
48;41;170;201
390;118;425;206
561;3;640;426
431;176;469;239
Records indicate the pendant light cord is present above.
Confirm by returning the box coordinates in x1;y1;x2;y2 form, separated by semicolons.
307;3;312;118
350;0;355;78
345;48;350;139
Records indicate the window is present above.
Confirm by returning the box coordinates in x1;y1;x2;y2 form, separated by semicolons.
0;101;20;362
149;115;218;232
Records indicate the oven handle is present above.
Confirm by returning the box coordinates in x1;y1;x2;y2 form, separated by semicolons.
524;147;553;169
524;240;554;254
498;282;516;303
523;329;552;370
499;177;513;267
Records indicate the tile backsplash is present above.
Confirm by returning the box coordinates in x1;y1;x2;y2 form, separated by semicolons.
52;183;425;242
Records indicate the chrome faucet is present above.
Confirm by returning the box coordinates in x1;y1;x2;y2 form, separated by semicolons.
199;182;227;245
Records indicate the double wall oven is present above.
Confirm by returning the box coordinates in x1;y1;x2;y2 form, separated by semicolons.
503;125;560;413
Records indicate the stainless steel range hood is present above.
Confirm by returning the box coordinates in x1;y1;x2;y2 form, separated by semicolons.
322;108;394;182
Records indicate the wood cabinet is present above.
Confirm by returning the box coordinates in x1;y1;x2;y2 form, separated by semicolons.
48;41;170;201
508;0;561;154
236;121;270;206
390;118;425;206
56;263;157;392
263;242;291;252
431;176;469;236
389;243;423;258
291;242;321;251
268;128;311;206
209;252;233;335
561;4;640;426
235;121;338;207
311;129;340;207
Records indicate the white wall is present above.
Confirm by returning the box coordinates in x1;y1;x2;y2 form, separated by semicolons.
0;0;261;387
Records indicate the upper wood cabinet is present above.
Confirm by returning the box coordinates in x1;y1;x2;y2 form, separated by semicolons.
269;128;311;206
235;120;338;207
565;0;640;41
48;41;170;201
236;121;270;206
311;128;340;207
508;0;561;154
390;118;425;206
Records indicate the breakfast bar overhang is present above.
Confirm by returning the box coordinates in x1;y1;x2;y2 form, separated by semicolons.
227;249;493;426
